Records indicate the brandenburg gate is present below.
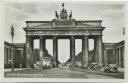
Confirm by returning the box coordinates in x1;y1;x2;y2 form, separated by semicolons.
23;3;105;68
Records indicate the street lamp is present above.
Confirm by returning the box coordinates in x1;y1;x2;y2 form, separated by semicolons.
11;25;14;71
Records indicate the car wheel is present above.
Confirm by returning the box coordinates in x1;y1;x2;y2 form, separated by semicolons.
115;71;118;73
104;70;106;72
51;65;52;68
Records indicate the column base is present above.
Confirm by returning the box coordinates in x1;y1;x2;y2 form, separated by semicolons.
82;63;88;69
53;62;57;68
11;68;14;71
70;63;75;68
38;62;43;68
98;63;103;68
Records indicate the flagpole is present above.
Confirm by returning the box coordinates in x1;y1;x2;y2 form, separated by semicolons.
11;35;14;71
11;25;14;71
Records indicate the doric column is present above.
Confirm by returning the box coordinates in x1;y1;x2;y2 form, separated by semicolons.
4;47;7;65
31;38;34;51
94;38;98;63
82;36;89;68
20;49;23;67
70;39;72;61
98;36;103;66
42;38;46;50
39;36;44;68
122;47;124;68
115;49;116;64
104;49;108;66
116;48;119;66
26;36;31;68
113;49;116;64
42;38;46;60
53;36;58;67
70;36;75;67
119;48;121;67
121;47;123;67
94;38;96;62
30;38;34;67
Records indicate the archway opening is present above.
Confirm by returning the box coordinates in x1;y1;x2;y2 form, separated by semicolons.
58;39;70;64
88;39;95;63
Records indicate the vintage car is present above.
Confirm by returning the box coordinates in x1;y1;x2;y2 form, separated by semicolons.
42;57;53;68
34;61;40;68
34;57;53;69
75;61;82;68
104;64;118;73
89;63;101;70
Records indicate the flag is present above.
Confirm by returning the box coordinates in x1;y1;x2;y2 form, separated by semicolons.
11;25;14;37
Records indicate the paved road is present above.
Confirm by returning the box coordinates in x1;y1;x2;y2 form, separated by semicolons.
4;68;124;78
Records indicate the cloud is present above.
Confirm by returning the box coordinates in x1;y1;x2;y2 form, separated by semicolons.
12;4;23;10
11;3;39;14
23;4;39;14
98;7;124;20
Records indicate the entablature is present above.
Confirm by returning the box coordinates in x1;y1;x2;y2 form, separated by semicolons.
25;19;104;29
25;29;103;36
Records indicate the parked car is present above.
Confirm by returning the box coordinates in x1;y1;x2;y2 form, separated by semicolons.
42;57;53;68
89;63;101;70
66;62;71;68
34;57;53;69
34;61;40;68
104;64;118;73
75;61;82;68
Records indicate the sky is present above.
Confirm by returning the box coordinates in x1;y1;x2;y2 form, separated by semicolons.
3;1;125;63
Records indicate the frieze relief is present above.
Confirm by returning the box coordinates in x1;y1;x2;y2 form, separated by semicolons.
26;30;102;36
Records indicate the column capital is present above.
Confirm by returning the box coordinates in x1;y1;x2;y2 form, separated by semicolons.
40;36;46;40
71;36;75;39
40;36;43;39
98;35;103;38
82;36;88;42
83;35;88;37
31;37;34;40
26;35;31;38
53;36;58;39
94;35;102;39
82;35;88;38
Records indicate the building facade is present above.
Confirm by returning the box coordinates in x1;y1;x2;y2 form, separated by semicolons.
4;41;26;68
103;41;124;68
4;41;124;68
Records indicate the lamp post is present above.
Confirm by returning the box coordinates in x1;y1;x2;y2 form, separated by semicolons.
11;25;14;71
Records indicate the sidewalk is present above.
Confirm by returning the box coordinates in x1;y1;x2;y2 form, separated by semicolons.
118;68;124;72
61;67;103;73
61;67;124;73
4;68;26;72
4;67;124;73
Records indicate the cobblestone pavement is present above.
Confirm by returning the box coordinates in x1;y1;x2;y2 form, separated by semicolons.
4;68;124;78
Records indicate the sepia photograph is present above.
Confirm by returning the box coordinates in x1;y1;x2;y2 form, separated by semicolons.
0;0;127;82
